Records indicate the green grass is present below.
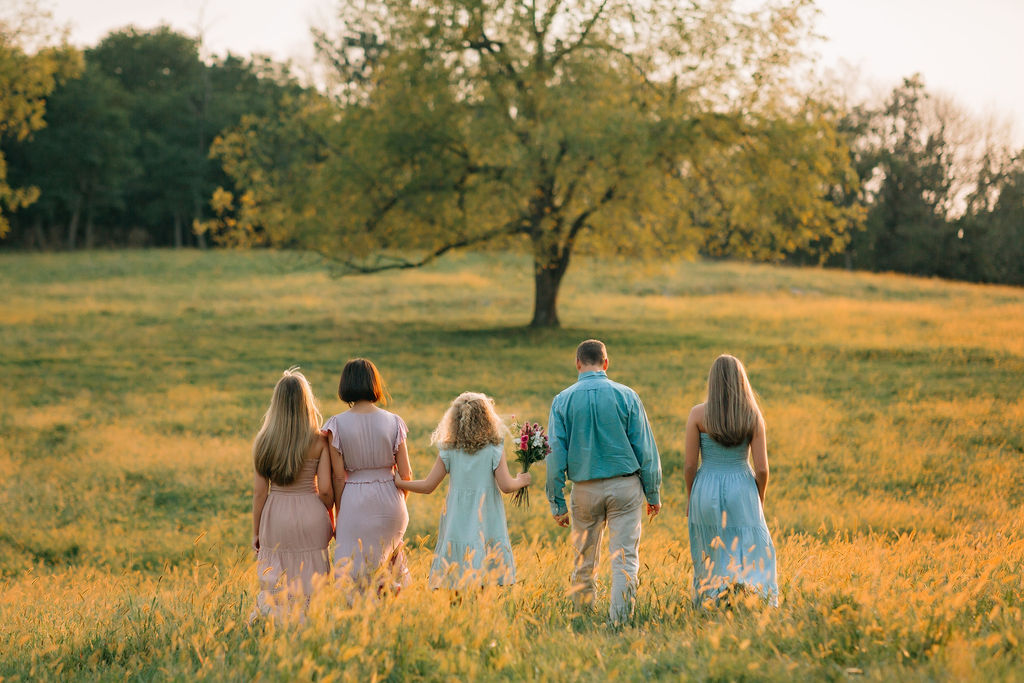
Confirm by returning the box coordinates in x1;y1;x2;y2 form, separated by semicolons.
1;248;1022;680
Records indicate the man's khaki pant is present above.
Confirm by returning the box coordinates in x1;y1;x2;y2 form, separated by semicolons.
569;475;644;624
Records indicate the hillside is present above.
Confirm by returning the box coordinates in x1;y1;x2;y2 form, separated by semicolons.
1;249;1022;680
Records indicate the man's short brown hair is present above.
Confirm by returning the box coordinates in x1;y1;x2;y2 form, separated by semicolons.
576;339;607;366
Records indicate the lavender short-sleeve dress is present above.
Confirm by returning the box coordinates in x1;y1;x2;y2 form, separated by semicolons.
323;408;410;590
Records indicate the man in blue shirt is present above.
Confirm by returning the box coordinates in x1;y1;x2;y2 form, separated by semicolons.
546;339;662;624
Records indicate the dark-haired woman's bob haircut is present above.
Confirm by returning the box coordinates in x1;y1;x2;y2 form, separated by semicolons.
338;358;389;405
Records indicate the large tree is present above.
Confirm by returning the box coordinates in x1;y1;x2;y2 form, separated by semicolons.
846;76;956;276
0;2;79;237
1;27;308;249
87;27;207;247
5;62;137;248
213;0;862;326
955;152;1024;285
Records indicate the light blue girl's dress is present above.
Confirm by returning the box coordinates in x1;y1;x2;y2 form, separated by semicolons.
688;432;778;606
430;443;516;589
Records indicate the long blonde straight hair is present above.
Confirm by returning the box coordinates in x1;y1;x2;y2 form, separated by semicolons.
253;368;322;486
703;354;763;447
431;392;505;453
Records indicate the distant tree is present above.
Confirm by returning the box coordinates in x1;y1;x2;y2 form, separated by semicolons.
0;2;79;237
33;28;306;249
787;98;877;269
194;53;309;246
88;27;206;247
847;75;956;276
5;62;137;248
211;0;862;327
956;153;1024;285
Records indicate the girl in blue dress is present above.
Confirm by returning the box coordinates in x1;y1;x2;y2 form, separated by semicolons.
684;354;778;607
396;392;530;589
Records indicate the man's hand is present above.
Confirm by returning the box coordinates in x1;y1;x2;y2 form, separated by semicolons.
646;503;662;518
552;512;570;527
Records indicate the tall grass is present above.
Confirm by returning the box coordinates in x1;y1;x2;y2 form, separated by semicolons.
1;249;1022;680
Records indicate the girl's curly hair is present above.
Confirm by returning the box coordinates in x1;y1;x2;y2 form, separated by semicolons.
431;392;506;453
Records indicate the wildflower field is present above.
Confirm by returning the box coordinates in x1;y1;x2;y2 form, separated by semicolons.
1;249;1022;681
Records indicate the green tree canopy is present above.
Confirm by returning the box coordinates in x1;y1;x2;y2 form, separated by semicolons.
954;152;1024;285
212;0;863;326
0;3;79;237
88;27;207;247
5;61;137;248
847;76;956;275
2;26;307;249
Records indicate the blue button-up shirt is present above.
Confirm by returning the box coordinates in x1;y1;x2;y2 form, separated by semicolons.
546;370;662;516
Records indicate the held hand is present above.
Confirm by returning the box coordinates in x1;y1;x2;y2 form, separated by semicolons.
647;503;662;518
552;512;570;528
519;472;532;487
393;472;410;498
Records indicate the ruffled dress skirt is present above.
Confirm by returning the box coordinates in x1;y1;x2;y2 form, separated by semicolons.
256;483;332;617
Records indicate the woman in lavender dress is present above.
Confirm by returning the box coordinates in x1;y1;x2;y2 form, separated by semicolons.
323;359;413;593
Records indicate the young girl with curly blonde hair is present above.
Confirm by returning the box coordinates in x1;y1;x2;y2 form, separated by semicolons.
396;392;530;589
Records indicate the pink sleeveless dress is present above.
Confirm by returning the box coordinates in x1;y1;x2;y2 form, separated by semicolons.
323;409;410;590
255;455;332;615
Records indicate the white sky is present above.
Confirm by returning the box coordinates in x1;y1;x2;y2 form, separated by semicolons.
47;0;1024;144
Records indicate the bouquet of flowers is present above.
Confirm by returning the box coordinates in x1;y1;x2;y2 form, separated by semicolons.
510;420;550;507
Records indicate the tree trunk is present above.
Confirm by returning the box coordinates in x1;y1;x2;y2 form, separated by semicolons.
32;217;45;249
67;195;82;250
85;207;95;249
173;212;183;248
530;249;571;328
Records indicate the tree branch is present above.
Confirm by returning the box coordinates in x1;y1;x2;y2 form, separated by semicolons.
562;183;617;254
550;0;610;68
539;0;566;38
328;220;521;274
465;30;528;95
445;141;509;179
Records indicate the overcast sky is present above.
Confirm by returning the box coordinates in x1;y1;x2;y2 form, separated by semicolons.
48;0;1024;143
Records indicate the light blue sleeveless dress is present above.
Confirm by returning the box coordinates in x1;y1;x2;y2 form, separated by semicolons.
430;443;516;589
688;432;778;606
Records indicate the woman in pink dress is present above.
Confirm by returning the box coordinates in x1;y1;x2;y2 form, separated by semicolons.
323;358;413;593
251;368;334;618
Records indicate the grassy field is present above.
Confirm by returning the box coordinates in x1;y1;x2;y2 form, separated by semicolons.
1;249;1022;681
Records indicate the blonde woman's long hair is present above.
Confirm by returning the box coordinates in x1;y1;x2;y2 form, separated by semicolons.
703;354;763;447
431;392;505;453
253;368;322;486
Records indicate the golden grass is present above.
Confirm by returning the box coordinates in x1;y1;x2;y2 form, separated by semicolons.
0;249;1022;680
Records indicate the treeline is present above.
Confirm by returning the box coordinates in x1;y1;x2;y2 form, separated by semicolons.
0;26;304;249
810;76;1024;285
1;23;1021;287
